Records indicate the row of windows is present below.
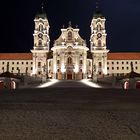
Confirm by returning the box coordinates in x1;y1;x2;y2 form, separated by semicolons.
1;67;32;71
1;62;33;65
107;61;138;65
107;66;138;70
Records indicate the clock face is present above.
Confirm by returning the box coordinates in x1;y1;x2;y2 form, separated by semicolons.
38;33;43;39
97;33;102;39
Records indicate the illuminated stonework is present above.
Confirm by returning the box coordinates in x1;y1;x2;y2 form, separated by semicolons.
31;7;50;76
90;12;109;78
0;6;140;80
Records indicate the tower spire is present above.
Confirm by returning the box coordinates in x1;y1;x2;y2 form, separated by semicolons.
93;0;104;18
96;0;99;10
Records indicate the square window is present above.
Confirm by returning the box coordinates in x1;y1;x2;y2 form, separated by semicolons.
112;62;114;64
22;62;24;64
126;62;129;64
122;62;124;64
17;62;19;64
31;62;33;64
117;62;119;64
12;62;14;64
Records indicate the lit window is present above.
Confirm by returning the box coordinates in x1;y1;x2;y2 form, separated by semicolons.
99;62;102;67
38;62;41;67
49;61;51;66
89;62;91;66
57;60;60;64
80;60;83;64
99;72;102;75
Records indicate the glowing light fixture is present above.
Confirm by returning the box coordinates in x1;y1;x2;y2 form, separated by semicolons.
37;79;58;88
81;79;101;88
61;64;66;73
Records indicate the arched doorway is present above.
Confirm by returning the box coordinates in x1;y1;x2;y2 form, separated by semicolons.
136;81;140;89
0;81;4;89
66;57;73;80
124;81;129;90
10;81;16;89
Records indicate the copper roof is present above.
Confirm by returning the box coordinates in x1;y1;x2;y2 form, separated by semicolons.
0;53;32;60
108;53;140;60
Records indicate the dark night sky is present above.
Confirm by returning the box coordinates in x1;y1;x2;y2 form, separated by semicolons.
1;0;140;53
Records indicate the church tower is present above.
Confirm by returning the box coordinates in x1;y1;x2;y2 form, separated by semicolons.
31;3;50;77
90;1;109;80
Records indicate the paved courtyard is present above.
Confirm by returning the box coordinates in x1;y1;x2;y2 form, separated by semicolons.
0;80;140;140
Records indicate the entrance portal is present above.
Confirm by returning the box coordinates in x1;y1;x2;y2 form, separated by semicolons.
67;73;72;80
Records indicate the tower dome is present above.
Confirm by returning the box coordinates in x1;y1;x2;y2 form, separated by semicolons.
35;3;47;18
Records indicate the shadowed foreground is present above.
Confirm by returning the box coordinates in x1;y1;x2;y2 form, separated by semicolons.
0;88;140;140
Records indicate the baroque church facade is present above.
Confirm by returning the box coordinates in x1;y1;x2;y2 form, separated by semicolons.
31;6;109;80
0;6;140;80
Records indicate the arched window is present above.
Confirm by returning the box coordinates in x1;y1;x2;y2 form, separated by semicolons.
39;40;42;46
68;32;72;40
97;24;101;31
98;40;102;47
67;57;72;64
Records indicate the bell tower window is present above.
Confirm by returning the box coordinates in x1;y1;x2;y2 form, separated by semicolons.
39;24;43;32
39;40;42;46
98;40;102;47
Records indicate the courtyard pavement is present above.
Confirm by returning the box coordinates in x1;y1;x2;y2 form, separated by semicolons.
0;80;140;140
